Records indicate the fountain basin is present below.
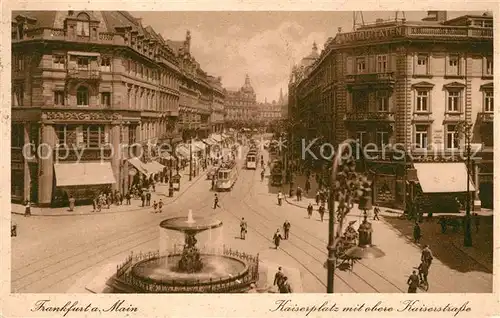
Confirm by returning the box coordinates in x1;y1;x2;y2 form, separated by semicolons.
131;254;249;286
160;217;223;233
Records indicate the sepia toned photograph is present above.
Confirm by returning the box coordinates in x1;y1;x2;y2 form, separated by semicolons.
9;9;493;298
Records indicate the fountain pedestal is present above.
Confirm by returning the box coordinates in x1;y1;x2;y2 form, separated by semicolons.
178;232;203;273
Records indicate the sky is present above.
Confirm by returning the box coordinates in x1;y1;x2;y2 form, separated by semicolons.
132;11;485;103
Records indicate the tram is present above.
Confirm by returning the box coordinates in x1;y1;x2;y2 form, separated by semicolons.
215;160;239;191
246;150;258;169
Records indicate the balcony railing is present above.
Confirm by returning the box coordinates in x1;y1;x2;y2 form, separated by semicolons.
478;112;494;123
345;72;395;86
14;28;118;45
345;111;395;122
67;69;101;80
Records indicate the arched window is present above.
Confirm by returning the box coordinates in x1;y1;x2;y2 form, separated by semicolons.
77;86;89;106
76;12;90;37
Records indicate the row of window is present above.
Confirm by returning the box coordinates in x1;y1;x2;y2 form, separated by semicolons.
53;88;111;107
350;54;493;77
356;124;492;151
351;89;493;114
414;90;493;113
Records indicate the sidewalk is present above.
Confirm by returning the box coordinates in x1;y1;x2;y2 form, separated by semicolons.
284;193;493;217
285;193;493;273
12;168;209;217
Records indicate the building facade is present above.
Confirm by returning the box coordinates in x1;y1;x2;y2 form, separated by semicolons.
224;75;259;128
258;90;285;125
207;75;226;133
288;11;494;209
11;11;225;206
167;32;226;140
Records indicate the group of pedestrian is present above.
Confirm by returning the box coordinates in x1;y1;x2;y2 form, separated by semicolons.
272;220;290;249
407;245;434;293
273;267;292;293
152;199;164;213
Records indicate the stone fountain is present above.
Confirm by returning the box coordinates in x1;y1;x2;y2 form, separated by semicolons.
108;210;259;293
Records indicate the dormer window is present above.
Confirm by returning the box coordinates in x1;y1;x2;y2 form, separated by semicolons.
76;13;90;37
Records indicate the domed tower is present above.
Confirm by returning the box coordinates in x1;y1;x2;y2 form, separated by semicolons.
241;74;254;94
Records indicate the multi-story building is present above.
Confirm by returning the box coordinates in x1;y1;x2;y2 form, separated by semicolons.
288;11;494;209
224;75;259;127
207;75;226;133
167;32;224;139
258;89;285;125
10;11;225;206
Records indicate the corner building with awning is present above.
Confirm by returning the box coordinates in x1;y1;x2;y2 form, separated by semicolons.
10;10;226;206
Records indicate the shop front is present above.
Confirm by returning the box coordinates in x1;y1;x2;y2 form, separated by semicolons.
53;161;116;206
413;162;476;213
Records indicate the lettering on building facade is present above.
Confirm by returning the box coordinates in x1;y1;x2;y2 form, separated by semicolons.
44;111;121;121
336;26;404;44
53;148;113;162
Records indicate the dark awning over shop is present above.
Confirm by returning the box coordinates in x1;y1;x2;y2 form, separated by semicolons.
128;158;149;175
414;162;476;193
54;162;116;187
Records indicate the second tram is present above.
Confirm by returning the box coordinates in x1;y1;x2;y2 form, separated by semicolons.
216;160;239;191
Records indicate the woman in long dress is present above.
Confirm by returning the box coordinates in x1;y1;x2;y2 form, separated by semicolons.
273;229;283;249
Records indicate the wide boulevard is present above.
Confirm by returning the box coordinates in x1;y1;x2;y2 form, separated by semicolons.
11;146;492;293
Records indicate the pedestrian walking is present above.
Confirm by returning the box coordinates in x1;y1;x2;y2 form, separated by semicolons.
296;186;302;201
141;193;145;207
421;245;434;269
68;195;75;212
92;197;96;212
158;199;163;213
273;229;283;249
273;267;284;290
373;206;380;220
413;221;421;243
119;192;123;205
289;187;294;199
418;260;429;284
277;192;283;206
407;270;419;293
283;220;291;240
318;204;325;222
240;217;248;240
305;179;311;194
307;203;313;218
473;212;480;233
261;169;265;182
96;198;102;212
153;200;158;213
24;200;31;217
146;192;151;206
315;191;320;205
126;192;131;205
106;194;111;209
279;276;292;293
213;194;220;209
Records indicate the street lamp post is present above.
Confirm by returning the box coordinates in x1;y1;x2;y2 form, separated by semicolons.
457;121;473;247
326;141;371;293
189;136;193;181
